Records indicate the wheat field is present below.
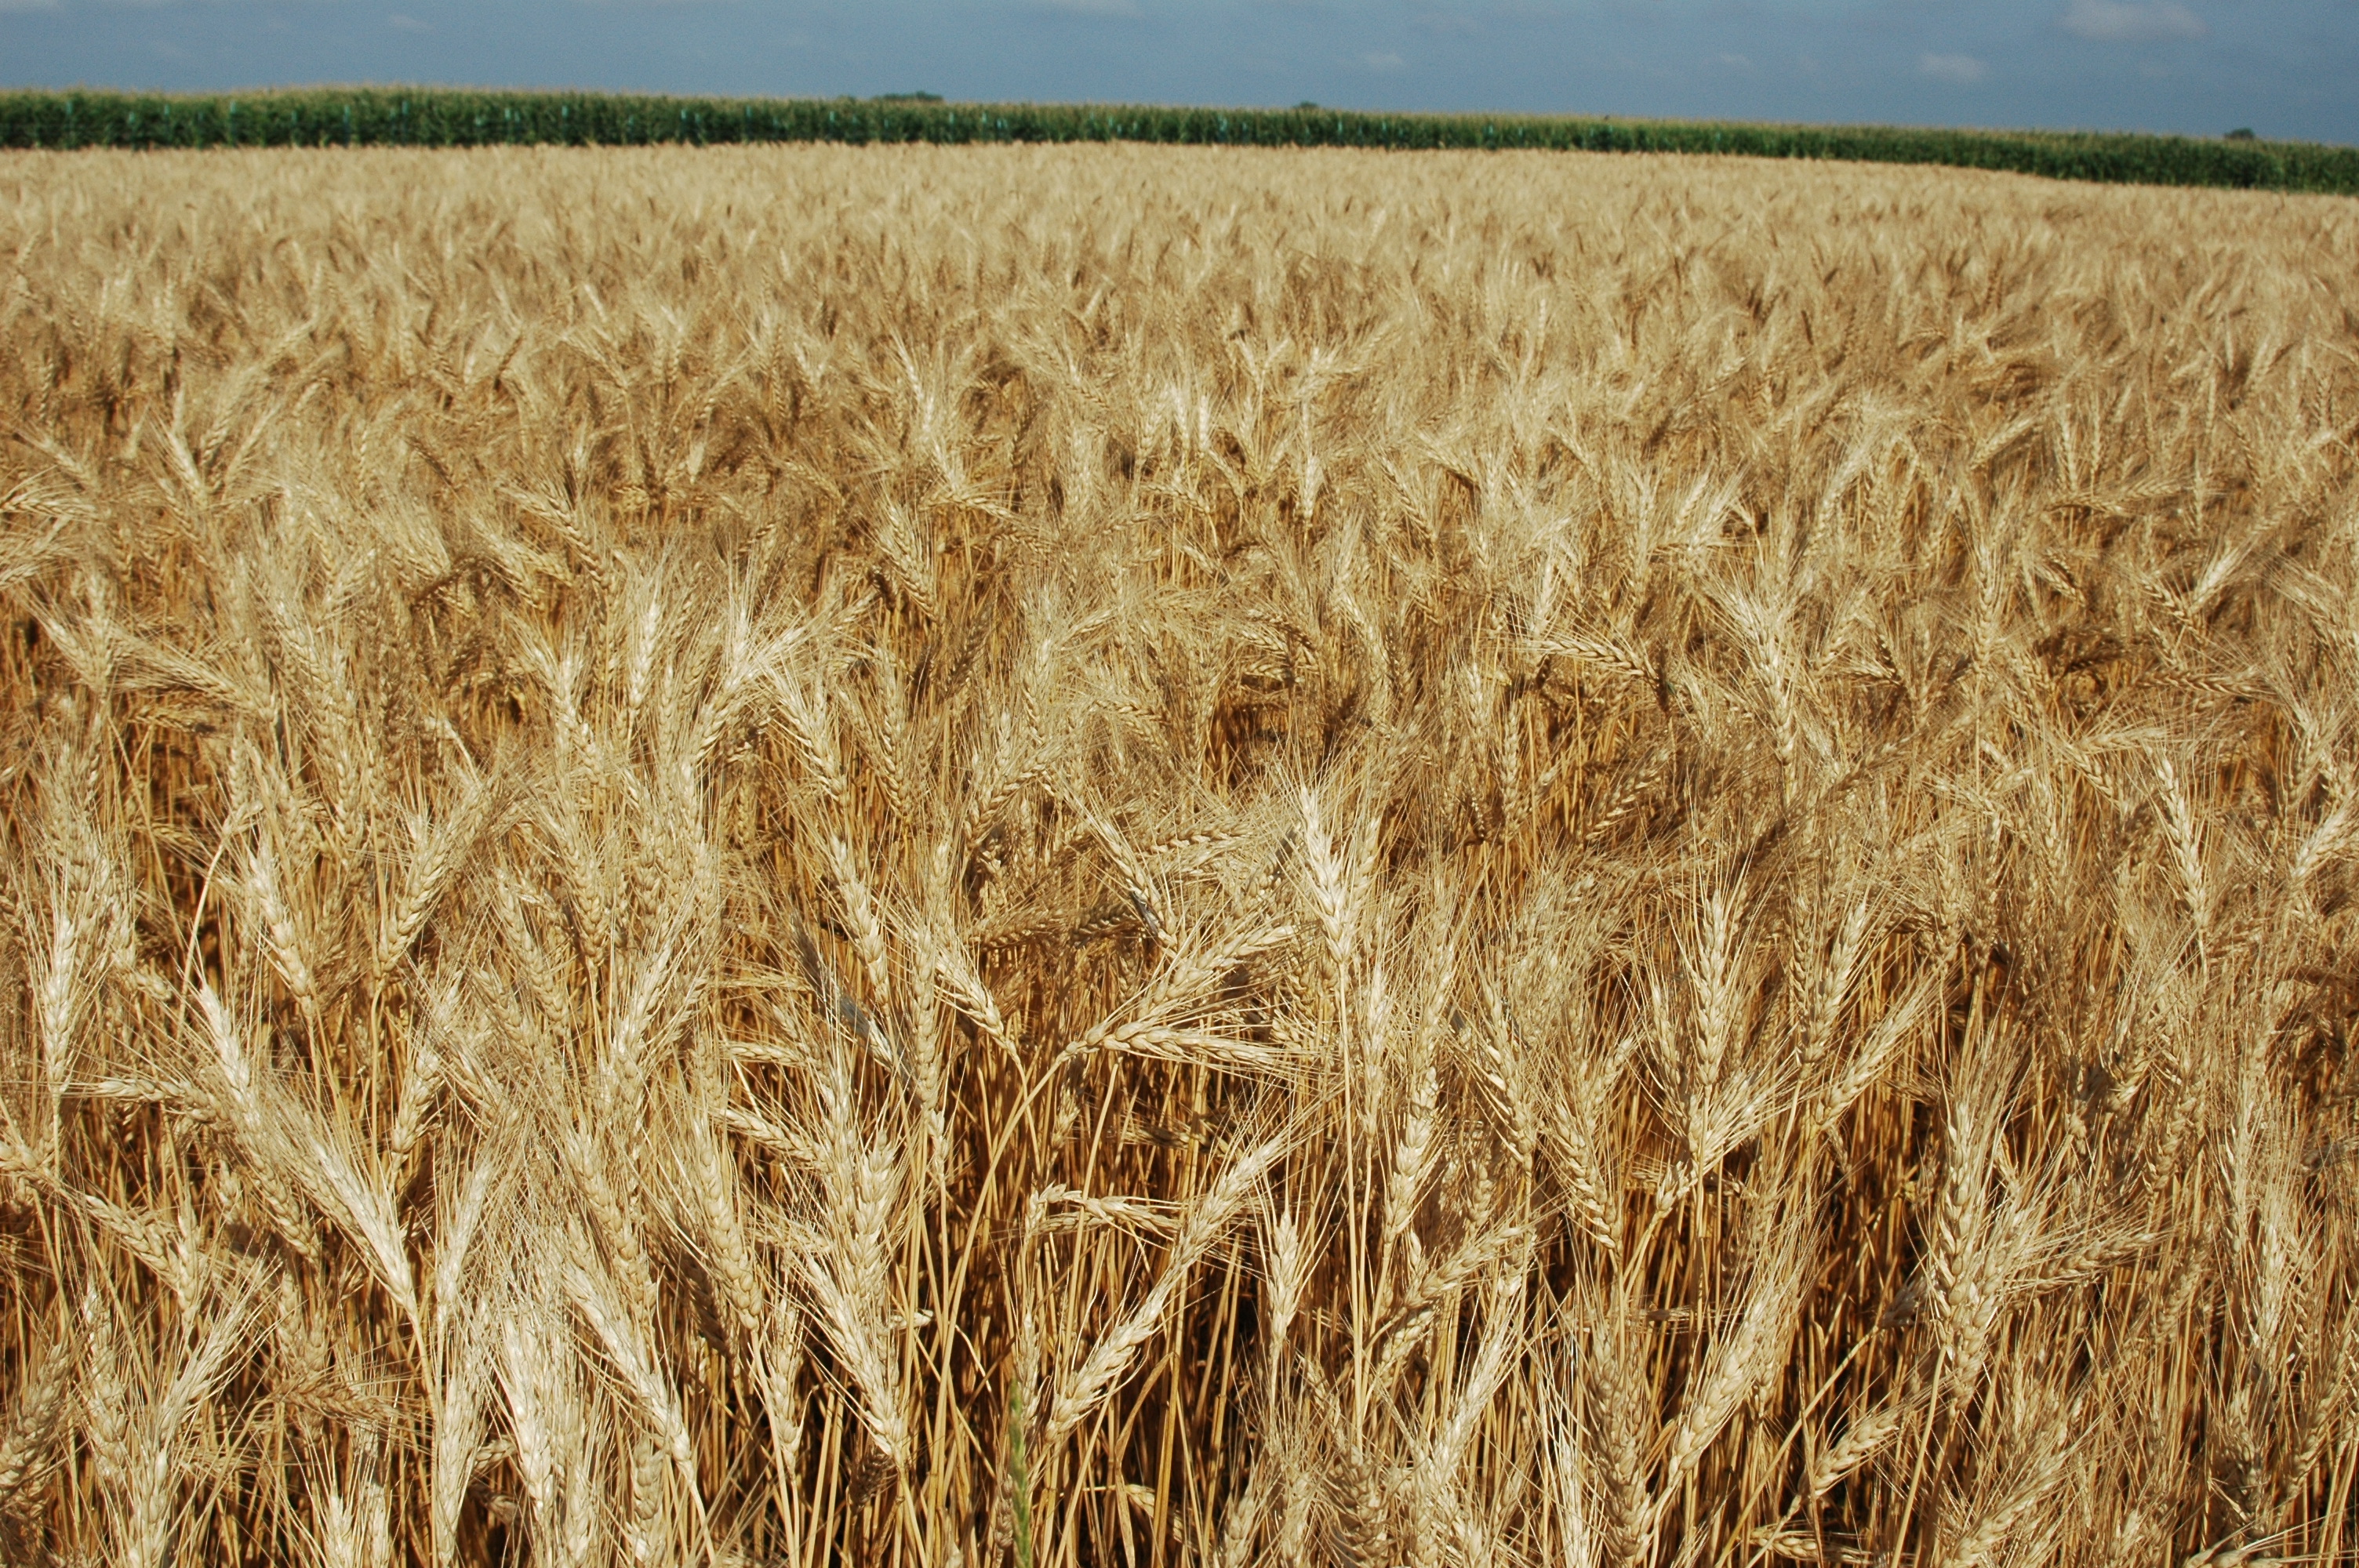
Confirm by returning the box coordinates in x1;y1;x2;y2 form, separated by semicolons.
2;143;2357;1568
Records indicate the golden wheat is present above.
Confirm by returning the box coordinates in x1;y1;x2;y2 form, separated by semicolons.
2;140;2357;1567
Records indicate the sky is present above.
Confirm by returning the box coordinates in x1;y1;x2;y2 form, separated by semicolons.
2;0;2354;146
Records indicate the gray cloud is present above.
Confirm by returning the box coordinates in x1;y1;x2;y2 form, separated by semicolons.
1408;11;1481;37
1918;51;1988;83
2059;0;2207;41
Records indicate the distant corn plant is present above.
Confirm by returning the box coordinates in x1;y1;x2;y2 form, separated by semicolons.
0;87;2354;192
2;140;2358;1568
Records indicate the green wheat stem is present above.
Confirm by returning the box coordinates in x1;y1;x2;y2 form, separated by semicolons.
1008;1380;1034;1568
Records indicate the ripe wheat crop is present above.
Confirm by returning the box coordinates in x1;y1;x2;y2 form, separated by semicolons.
2;143;2358;1568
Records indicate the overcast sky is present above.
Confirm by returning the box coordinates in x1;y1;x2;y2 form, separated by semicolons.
3;0;2354;145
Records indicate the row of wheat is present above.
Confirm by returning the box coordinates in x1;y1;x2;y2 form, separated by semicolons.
1;143;2357;1567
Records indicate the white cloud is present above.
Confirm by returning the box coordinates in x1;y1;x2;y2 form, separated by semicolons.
387;10;430;28
1358;49;1405;70
2059;0;2206;42
1717;51;1756;72
0;0;63;11
1918;52;1988;84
